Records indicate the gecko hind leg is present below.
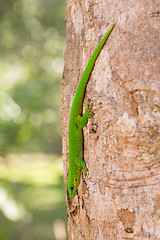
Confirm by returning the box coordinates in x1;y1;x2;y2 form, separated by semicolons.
75;104;93;128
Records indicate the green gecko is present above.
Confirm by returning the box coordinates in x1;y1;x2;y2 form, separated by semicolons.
67;24;115;198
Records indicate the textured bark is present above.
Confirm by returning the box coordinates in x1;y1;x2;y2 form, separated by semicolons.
61;0;160;239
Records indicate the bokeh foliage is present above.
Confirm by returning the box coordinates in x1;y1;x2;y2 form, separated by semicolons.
0;154;67;240
0;0;65;155
0;0;67;240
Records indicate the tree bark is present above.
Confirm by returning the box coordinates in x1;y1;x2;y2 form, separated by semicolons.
61;0;160;239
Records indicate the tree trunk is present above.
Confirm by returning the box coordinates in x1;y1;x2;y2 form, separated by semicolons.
61;0;160;239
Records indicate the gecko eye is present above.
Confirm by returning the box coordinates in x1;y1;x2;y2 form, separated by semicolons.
75;179;77;182
70;186;74;190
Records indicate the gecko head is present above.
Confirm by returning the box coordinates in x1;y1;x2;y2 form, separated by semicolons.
67;176;80;199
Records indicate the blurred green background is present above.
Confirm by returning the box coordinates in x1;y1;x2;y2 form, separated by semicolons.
0;0;67;240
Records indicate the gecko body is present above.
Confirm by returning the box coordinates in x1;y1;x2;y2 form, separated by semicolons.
67;24;115;198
